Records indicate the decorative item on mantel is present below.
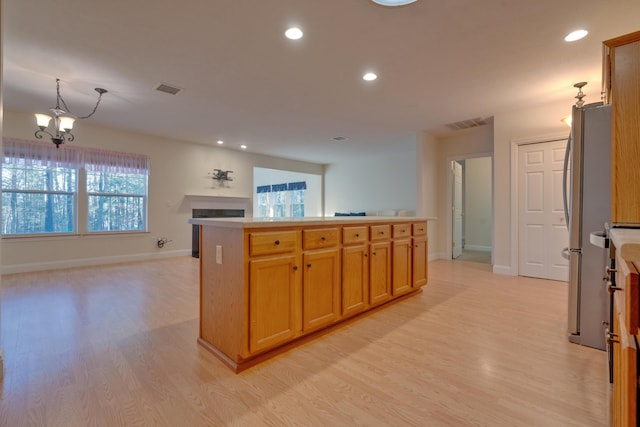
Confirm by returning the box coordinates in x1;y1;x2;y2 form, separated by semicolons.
209;169;233;187
34;78;108;148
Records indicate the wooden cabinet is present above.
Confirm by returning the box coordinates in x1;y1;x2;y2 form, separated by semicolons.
369;241;392;305
249;255;299;353
196;217;432;372
412;222;428;288
612;293;637;427
603;31;640;225
610;239;640;426
392;223;412;296
342;226;369;317
302;229;340;332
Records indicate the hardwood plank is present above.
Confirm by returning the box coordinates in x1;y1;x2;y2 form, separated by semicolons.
0;257;607;426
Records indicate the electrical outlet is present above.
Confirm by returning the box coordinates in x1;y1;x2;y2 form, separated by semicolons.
216;245;222;264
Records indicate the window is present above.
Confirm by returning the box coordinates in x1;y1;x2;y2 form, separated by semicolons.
2;160;77;234
86;171;147;232
2;138;149;236
255;181;306;218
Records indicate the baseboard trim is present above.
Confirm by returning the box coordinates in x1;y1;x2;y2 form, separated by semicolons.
1;249;192;274
464;245;491;252
493;264;515;275
429;252;444;262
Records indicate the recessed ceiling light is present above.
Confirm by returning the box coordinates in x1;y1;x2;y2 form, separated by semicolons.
285;27;303;40
363;72;378;81
371;0;417;6
240;144;247;150
564;29;588;42
217;140;224;145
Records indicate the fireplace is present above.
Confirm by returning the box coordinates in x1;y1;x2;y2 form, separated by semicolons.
192;208;244;258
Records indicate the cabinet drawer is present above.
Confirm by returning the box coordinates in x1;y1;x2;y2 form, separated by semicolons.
413;222;427;236
303;228;338;250
343;226;368;245
393;224;411;238
370;225;390;241
249;231;297;256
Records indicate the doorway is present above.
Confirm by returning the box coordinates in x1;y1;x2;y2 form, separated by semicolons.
448;155;493;264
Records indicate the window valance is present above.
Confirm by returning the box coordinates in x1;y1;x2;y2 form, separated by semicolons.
256;181;307;193
3;138;149;175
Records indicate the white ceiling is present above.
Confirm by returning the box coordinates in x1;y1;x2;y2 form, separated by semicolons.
3;0;639;164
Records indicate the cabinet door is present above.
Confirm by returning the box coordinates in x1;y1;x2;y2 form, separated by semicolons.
610;37;640;223
612;299;637;427
342;245;369;317
369;241;391;305
392;238;412;296
303;249;340;332
413;236;428;288
249;255;299;353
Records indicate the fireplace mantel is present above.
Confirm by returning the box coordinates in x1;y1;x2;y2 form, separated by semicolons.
185;194;251;202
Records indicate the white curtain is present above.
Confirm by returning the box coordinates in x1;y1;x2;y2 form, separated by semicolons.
2;137;82;168
2;138;149;174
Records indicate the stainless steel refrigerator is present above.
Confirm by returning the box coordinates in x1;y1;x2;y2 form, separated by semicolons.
563;102;611;351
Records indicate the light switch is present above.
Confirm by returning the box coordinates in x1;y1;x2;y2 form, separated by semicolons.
216;245;222;264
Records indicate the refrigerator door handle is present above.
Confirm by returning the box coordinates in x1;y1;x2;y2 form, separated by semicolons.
562;132;571;230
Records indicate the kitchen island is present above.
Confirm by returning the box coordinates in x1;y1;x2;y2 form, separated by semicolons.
189;216;435;372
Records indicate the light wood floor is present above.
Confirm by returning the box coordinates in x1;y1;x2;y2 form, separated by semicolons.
0;257;608;426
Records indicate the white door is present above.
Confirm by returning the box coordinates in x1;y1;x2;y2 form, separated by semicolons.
452;161;463;259
518;140;569;281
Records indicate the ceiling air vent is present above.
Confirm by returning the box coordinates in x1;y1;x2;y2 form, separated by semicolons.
154;82;184;95
444;117;487;131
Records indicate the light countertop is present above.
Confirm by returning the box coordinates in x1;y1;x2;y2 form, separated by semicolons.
610;227;640;262
188;216;437;229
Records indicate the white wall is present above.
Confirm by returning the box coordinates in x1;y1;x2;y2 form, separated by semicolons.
492;99;571;274
253;167;322;216
324;138;417;216
2;110;323;273
416;132;439;259
464;156;492;250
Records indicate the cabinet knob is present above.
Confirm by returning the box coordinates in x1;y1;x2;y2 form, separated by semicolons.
274;240;280;245
307;263;312;268
321;236;326;241
372;252;376;256
364;253;368;257
355;233;359;237
293;265;298;271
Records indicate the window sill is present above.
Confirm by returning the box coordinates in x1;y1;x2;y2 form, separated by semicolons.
2;231;150;241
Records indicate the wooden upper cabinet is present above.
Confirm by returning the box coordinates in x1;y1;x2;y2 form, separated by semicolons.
603;31;640;225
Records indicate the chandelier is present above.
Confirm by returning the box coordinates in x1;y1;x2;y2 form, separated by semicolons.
34;78;108;148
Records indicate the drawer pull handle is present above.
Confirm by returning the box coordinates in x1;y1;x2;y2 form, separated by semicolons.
605;329;619;345
274;240;280;245
607;282;622;294
355;233;360;237
380;231;384;235
321;236;326;241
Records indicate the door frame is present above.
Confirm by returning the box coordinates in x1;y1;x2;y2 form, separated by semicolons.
509;133;568;276
445;152;494;261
